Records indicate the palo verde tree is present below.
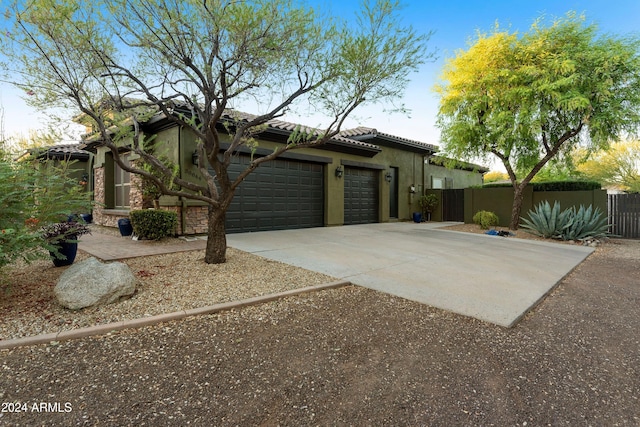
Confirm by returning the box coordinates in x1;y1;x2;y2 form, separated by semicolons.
435;12;640;229
1;0;433;263
576;140;640;192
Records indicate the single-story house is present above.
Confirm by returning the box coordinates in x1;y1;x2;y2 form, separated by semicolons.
18;144;93;192
81;111;487;235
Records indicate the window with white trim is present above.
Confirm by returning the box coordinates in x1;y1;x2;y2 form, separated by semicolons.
114;154;131;208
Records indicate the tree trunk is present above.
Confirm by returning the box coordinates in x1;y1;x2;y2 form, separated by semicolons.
509;185;525;230
204;206;227;264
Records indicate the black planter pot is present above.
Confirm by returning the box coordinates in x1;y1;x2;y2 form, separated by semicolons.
50;239;78;267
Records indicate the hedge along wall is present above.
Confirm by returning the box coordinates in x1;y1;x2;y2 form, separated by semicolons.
464;187;607;227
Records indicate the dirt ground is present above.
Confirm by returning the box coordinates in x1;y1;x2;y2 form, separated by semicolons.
1;233;639;426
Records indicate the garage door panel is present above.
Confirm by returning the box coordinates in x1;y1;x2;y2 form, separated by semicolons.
221;156;324;233
344;167;378;225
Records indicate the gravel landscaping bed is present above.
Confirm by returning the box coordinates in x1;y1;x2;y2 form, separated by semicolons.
0;233;336;341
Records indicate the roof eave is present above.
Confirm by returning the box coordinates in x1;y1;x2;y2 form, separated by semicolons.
261;127;382;157
372;134;437;155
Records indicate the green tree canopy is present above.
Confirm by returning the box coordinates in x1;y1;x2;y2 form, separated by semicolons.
576;140;640;192
1;0;433;263
435;12;640;228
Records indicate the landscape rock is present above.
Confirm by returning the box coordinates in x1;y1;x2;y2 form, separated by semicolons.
54;257;137;310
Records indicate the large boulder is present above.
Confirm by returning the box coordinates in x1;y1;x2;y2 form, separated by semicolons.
54;257;137;310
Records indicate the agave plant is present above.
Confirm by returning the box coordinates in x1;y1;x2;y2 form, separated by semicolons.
560;205;609;241
522;201;610;241
520;201;573;239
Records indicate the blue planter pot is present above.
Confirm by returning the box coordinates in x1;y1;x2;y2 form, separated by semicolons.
117;218;133;236
412;212;422;223
50;239;78;267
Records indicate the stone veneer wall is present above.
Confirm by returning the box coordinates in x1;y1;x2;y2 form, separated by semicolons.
93;166;143;229
128;172;144;211
183;206;208;235
93;167;105;208
92;167;117;227
93;166;208;235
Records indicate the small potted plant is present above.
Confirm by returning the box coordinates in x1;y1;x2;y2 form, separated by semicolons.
418;194;439;222
42;220;91;267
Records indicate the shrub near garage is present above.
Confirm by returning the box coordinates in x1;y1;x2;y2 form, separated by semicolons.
473;211;499;229
129;209;178;240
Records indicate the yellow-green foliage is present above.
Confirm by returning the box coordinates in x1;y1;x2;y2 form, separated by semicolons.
435;11;640;231
576;140;640;192
435;30;516;111
483;170;509;183
473;210;499;229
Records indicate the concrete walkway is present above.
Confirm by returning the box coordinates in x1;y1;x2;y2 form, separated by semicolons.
227;222;594;327
79;233;206;261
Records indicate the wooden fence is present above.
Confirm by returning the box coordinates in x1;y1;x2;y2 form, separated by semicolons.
608;193;640;238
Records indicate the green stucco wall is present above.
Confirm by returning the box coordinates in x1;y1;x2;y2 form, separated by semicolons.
178;133;436;224
465;187;607;227
93;126;486;227
424;163;484;190
254;142;423;224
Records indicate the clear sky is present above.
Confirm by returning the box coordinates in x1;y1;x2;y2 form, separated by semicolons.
1;0;639;148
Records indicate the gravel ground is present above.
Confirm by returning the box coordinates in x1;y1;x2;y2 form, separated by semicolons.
1;227;639;426
0;231;336;341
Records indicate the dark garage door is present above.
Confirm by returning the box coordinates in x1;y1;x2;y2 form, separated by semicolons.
224;156;324;233
344;167;379;225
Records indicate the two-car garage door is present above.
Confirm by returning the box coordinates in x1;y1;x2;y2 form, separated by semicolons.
224;156;324;233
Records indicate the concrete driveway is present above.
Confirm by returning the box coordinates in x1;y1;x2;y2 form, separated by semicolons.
227;222;594;327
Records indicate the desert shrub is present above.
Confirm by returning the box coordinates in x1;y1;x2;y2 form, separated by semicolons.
472;210;499;229
0;156;93;269
521;201;609;240
482;181;601;191
520;201;571;238
533;181;601;191
130;209;178;240
560;205;609;240
418;193;439;216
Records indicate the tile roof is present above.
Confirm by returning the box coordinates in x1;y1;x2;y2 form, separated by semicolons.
41;144;89;157
23;144;91;160
339;127;438;153
219;111;381;151
338;126;376;138
83;102;437;156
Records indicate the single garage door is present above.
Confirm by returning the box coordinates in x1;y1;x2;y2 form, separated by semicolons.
223;156;324;233
344;166;379;225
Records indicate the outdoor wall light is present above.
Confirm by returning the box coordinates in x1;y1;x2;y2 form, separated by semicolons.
409;184;416;193
192;149;199;166
385;171;392;183
335;165;344;178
